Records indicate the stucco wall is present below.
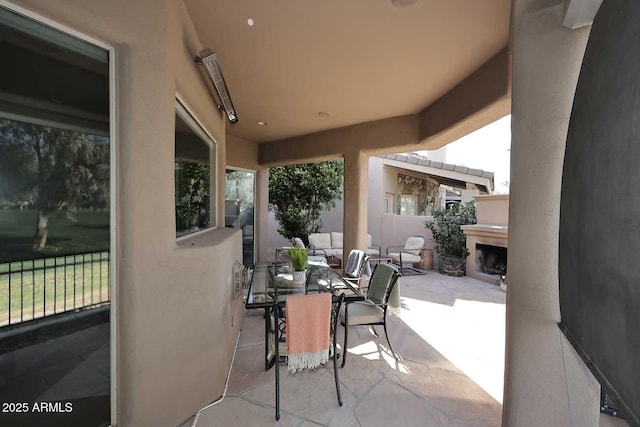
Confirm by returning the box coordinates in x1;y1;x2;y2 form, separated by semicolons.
380;214;435;255
505;2;601;426
5;1;244;425
226;135;259;171
367;157;386;246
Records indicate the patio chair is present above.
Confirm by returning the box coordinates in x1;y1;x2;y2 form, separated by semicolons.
338;249;369;289
339;263;401;368
274;293;345;420
386;236;428;275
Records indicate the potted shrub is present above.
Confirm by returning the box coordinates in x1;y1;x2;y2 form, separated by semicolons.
424;200;477;276
288;247;308;284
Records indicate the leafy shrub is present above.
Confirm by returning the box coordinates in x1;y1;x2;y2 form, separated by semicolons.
424;201;477;258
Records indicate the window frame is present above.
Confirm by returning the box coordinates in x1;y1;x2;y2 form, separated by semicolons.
0;2;118;424
175;97;218;239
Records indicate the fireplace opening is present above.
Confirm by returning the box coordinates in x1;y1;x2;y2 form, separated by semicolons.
476;243;507;276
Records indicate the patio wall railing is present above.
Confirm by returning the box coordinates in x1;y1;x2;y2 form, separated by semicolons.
0;250;110;327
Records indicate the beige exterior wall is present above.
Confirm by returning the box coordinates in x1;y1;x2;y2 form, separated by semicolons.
380;214;435;254
505;1;602;426
226;135;259;170
6;1;244;425
225;135;268;262
367;157;387;246
254;168;270;262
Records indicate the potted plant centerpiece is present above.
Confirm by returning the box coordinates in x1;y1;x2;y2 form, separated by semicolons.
425;200;477;277
288;247;308;284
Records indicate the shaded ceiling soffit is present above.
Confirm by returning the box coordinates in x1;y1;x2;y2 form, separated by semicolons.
257;47;510;166
258;114;420;167
418;47;510;150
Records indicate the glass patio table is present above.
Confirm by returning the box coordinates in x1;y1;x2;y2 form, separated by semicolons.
245;262;365;369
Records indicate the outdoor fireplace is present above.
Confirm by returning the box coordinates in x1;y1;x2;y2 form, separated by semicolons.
461;194;509;285
476;243;507;276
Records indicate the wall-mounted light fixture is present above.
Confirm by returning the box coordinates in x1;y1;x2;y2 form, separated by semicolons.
195;48;239;124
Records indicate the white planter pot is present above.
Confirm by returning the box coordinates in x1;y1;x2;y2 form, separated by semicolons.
292;270;306;284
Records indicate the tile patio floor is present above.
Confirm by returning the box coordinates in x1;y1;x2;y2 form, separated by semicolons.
187;270;506;427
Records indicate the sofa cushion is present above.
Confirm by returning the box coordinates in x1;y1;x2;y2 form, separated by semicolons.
309;233;332;249
330;232;343;249
404;236;425;256
292;237;305;248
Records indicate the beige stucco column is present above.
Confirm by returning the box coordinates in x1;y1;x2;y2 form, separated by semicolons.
256;167;269;262
342;151;369;260
505;2;601;426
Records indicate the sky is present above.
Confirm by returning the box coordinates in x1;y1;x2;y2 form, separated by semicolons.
419;115;512;194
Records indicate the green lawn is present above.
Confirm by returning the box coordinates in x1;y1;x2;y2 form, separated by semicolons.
0;210;110;326
0;252;109;326
0;209;109;262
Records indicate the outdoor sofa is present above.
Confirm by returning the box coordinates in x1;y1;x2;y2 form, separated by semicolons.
308;232;380;259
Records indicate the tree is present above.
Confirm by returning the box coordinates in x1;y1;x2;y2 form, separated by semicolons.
0;119;110;248
269;161;344;244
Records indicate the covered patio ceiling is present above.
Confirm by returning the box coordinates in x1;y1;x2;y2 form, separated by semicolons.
184;0;511;149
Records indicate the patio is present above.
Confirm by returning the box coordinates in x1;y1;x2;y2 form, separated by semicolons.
185;271;505;427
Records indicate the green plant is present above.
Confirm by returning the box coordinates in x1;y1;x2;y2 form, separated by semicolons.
288;247;308;271
424;200;477;259
269;160;344;244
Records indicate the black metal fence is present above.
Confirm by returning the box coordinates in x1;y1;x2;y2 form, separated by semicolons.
0;250;110;327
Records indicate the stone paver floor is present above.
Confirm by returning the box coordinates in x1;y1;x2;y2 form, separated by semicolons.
188;270;506;426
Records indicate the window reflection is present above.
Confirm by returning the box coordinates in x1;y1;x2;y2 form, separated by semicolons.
0;6;111;426
175;104;214;237
225;170;255;267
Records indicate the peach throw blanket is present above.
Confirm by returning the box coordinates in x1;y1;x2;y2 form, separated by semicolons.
285;293;331;373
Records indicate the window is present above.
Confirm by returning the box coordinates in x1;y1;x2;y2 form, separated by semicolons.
0;6;112;425
175;101;216;237
384;193;394;214
400;195;418;215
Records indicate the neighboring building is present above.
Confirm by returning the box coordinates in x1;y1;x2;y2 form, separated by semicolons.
368;153;493;253
374;152;494;215
267;153;494;255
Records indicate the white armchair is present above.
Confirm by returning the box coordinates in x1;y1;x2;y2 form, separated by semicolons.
386;236;427;275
